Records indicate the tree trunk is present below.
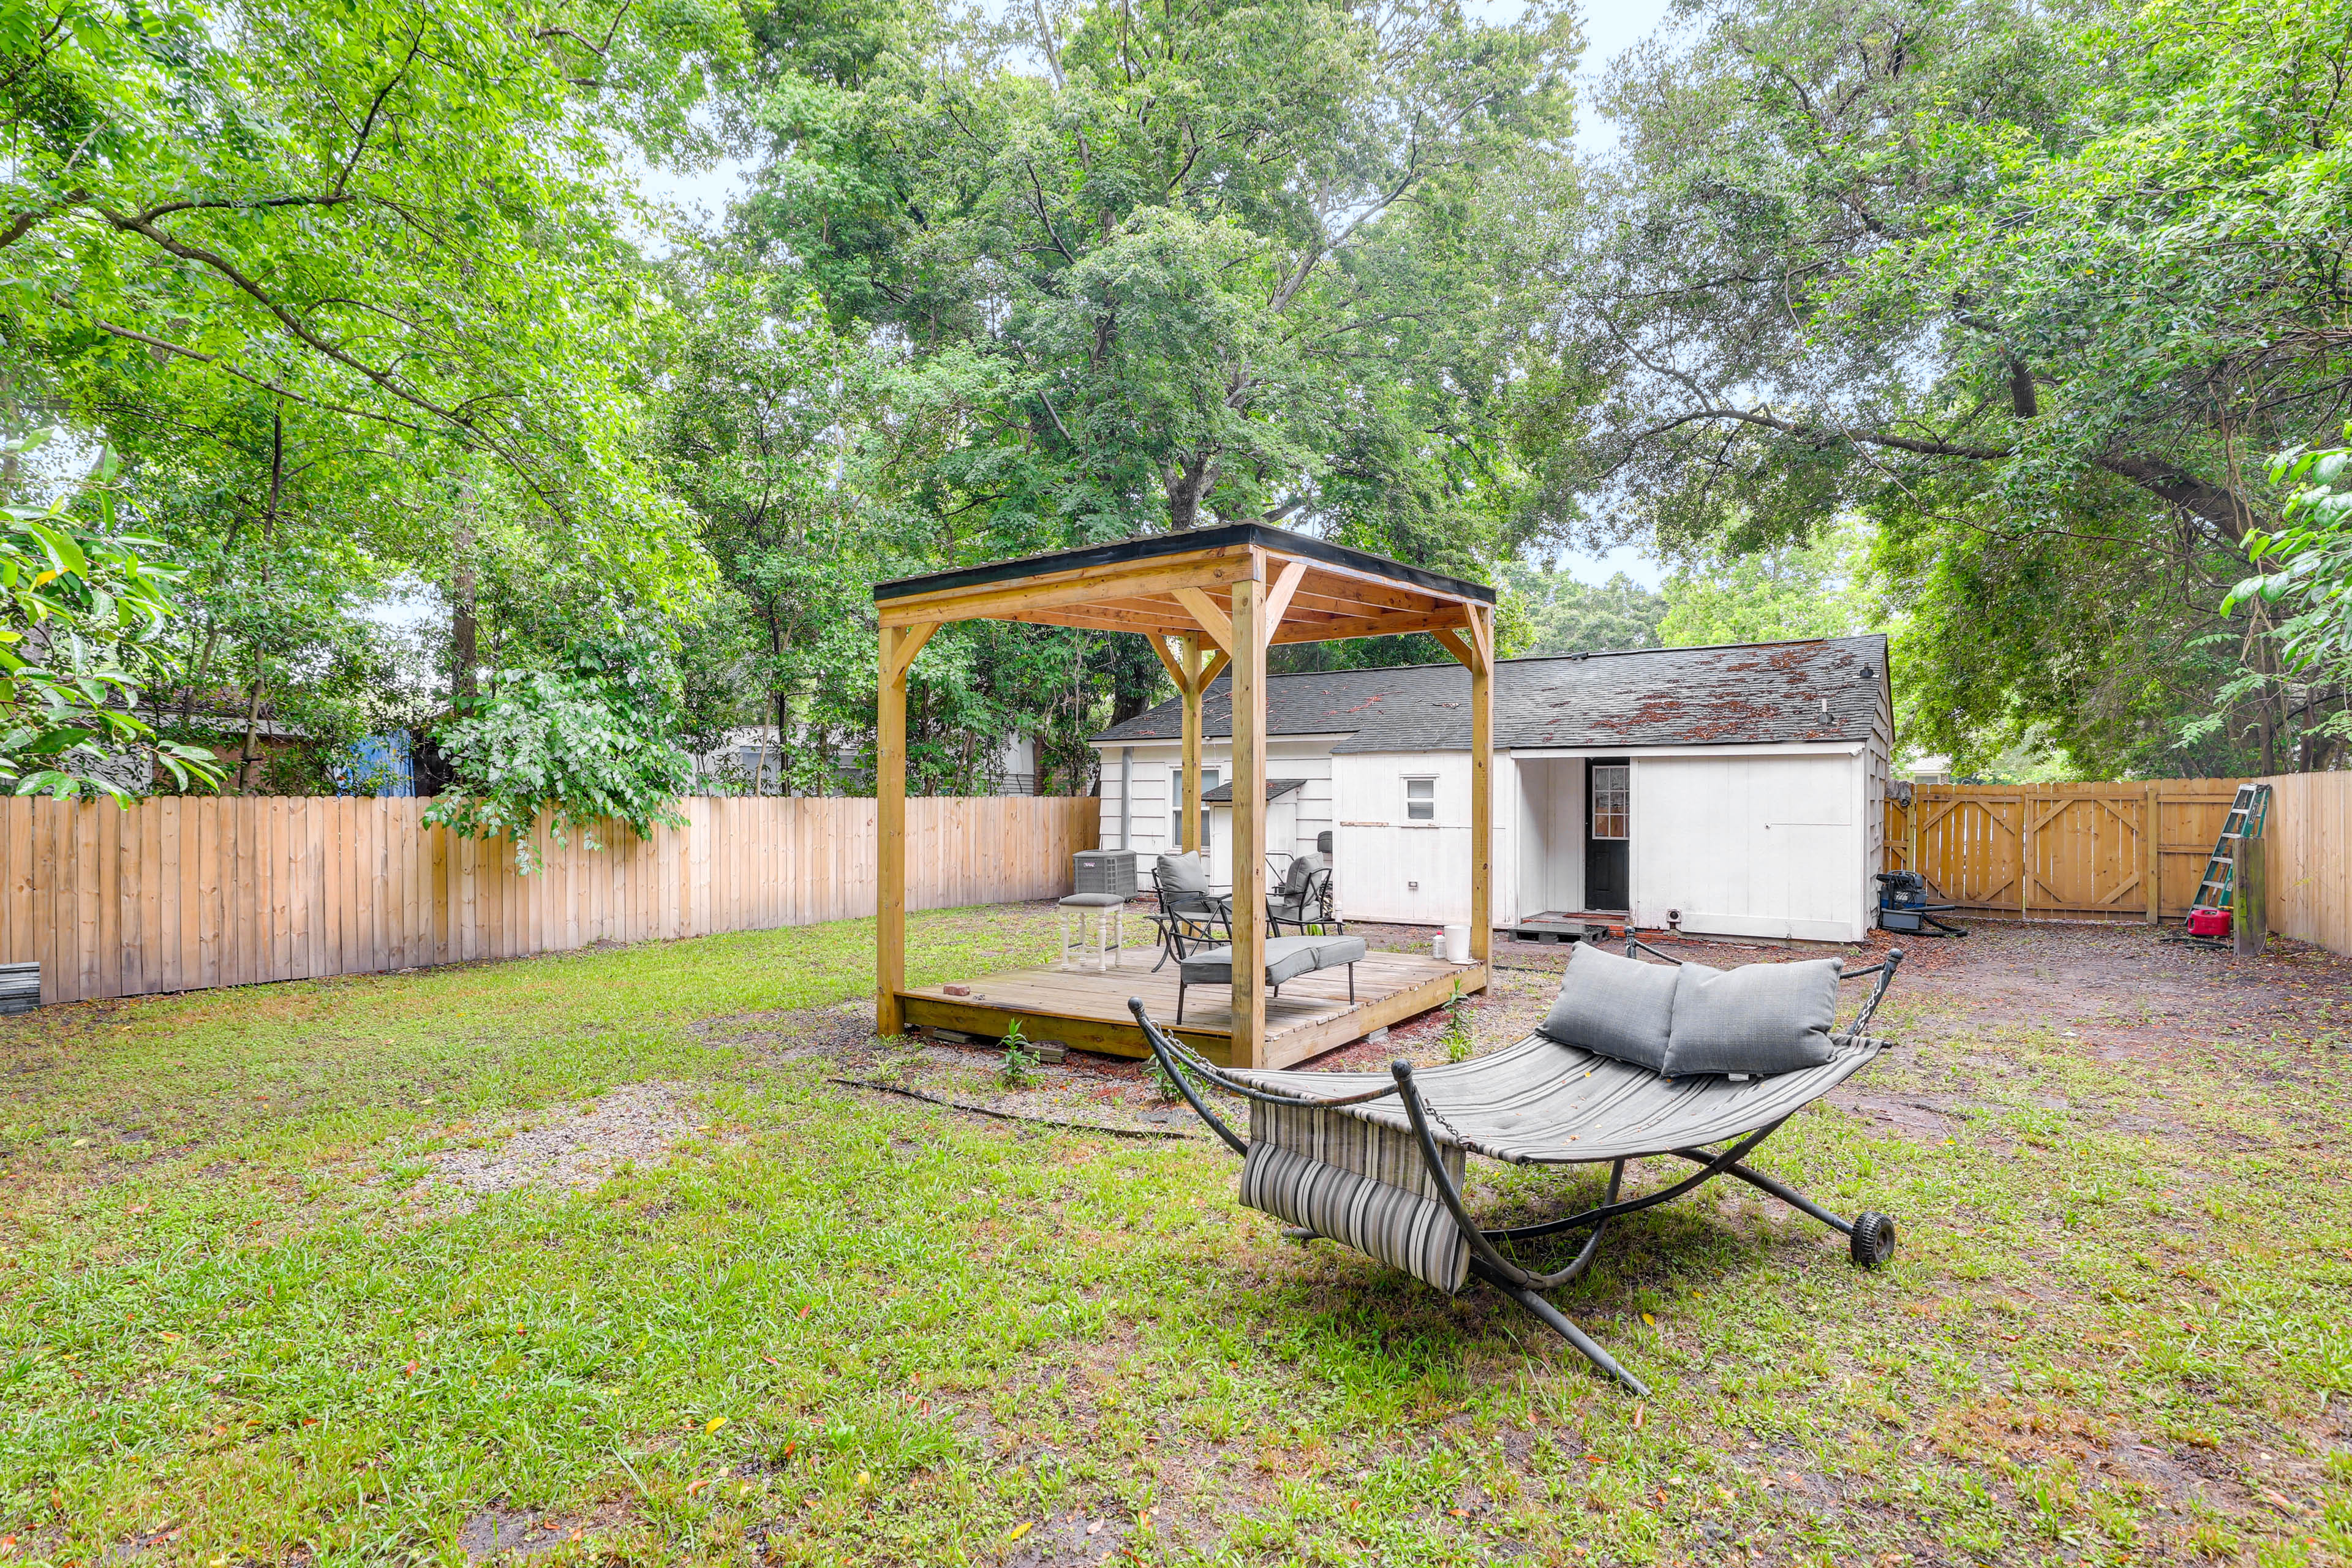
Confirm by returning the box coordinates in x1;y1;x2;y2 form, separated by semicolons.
769;606;788;797
179;619;221;731
236;669;266;794
451;483;478;704
1164;453;1218;531
774;691;790;796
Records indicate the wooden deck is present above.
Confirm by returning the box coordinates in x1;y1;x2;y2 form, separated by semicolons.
897;947;1485;1069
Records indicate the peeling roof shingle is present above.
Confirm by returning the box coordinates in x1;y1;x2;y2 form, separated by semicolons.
1091;636;1889;753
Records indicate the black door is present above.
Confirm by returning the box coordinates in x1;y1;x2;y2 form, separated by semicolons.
1586;760;1630;912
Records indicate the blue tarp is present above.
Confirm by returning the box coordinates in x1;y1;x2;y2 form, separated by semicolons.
335;731;415;796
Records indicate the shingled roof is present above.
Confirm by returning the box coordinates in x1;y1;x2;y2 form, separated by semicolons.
1091;636;1889;753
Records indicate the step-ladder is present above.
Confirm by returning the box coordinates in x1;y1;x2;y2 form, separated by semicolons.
2188;782;2272;913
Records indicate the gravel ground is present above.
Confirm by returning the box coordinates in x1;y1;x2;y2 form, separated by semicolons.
758;916;2352;1137
381;1081;701;1216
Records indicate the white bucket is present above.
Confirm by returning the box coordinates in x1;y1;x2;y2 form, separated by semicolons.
1442;924;1471;963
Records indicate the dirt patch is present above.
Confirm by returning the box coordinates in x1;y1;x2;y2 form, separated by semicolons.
459;1506;581;1561
697;999;876;1058
399;1082;698;1213
1825;1091;1958;1142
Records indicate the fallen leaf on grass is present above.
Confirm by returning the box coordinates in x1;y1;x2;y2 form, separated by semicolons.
705;1415;728;1435
1007;1521;1031;1541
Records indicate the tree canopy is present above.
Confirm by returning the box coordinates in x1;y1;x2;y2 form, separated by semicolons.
7;0;2348;821
1536;0;2352;774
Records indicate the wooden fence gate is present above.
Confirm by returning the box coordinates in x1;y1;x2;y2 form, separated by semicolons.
1884;780;2248;922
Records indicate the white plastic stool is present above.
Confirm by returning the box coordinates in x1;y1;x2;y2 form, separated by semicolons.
1057;893;1126;971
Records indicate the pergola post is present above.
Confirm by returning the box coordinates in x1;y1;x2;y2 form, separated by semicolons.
1178;634;1203;854
1229;562;1268;1068
1469;605;1494;965
1436;608;1495;967
875;620;935;1037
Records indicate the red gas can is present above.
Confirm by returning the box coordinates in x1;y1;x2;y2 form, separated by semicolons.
2185;906;2232;938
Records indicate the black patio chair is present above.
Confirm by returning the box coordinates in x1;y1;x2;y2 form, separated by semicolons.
1145;852;1232;971
1267;853;1340;937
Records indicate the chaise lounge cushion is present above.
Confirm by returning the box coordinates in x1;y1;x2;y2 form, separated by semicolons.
1663;957;1842;1077
1534;942;1680;1071
1180;934;1366;987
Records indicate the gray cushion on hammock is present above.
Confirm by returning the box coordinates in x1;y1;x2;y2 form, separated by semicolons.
1663;957;1842;1076
1533;942;1679;1071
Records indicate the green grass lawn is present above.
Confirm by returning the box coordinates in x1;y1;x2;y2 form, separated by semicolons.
0;908;2346;1566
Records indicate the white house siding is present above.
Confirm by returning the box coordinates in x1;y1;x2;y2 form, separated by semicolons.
1091;739;1340;887
1513;756;1587;915
1329;750;1517;925
1628;748;1868;941
1863;676;1894;924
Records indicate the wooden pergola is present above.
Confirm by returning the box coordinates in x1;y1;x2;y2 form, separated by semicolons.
873;523;1497;1069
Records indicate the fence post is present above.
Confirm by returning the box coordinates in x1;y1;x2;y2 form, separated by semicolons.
2019;792;2032;922
2233;832;2266;957
2144;783;2160;924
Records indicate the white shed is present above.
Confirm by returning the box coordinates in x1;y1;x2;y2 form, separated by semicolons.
1090;636;1892;943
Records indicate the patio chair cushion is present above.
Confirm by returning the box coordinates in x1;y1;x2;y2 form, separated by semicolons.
1663;958;1842;1077
1533;942;1679;1071
1058;892;1127;908
1156;853;1222;900
1271;859;1333;921
1180;934;1366;987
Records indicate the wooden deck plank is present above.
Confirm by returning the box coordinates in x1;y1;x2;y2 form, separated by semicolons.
897;949;1483;1069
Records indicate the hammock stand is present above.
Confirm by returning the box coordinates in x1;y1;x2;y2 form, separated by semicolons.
1128;946;1904;1395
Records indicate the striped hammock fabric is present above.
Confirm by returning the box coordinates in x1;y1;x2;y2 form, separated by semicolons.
1229;1031;1887;1291
1242;1098;1471;1292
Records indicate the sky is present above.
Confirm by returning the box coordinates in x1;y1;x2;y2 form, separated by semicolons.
635;0;1684;589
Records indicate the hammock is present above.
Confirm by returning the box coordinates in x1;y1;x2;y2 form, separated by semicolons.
1128;944;1904;1395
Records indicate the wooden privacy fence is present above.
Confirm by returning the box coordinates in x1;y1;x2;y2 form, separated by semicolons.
2254;772;2352;955
0;795;1098;1006
1884;780;2248;922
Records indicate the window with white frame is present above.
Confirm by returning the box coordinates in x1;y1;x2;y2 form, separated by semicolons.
1404;775;1436;822
1590;764;1630;840
1170;767;1219;848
